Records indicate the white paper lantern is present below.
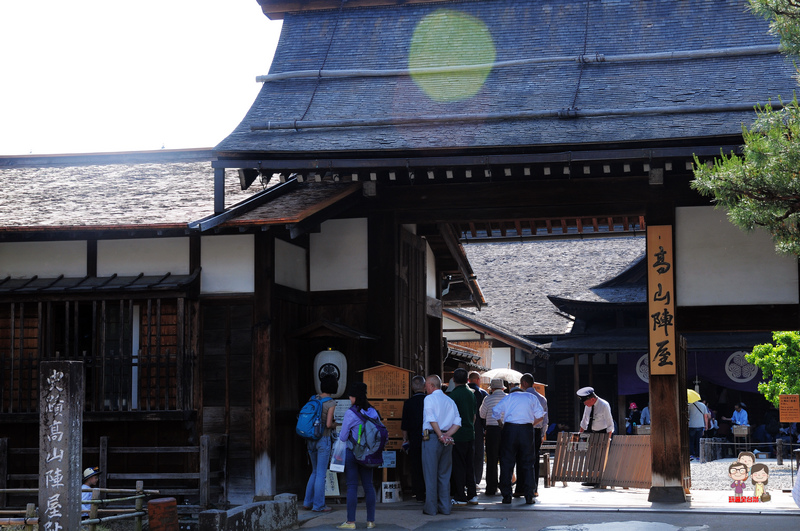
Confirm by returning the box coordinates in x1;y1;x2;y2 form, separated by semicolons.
314;348;347;398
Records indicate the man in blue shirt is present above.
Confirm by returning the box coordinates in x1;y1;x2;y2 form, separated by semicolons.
723;402;749;426
492;374;544;505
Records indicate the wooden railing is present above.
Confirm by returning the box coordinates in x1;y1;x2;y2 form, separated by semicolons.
0;435;226;511
0;482;160;531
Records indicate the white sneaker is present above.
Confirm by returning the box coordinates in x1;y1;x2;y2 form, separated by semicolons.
451;499;467;506
467;496;479;505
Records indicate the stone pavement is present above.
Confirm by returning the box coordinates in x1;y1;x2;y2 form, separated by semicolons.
297;482;800;530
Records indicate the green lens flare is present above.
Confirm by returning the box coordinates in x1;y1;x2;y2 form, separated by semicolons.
409;10;496;103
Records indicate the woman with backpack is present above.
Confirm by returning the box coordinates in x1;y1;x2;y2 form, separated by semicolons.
337;381;379;529
303;376;337;513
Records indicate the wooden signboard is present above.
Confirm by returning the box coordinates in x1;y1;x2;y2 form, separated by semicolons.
373;400;404;419
647;225;676;375
360;363;412;399
779;394;800;423
39;361;84;531
384;420;403;440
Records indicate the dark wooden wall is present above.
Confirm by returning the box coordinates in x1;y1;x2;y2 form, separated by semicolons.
200;300;254;505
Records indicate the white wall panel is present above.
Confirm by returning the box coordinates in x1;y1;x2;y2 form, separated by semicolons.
200;235;254;294
426;241;437;298
310;218;368;291
491;347;511;370
98;238;189;276
275;238;307;291
676;206;798;306
0;241;86;278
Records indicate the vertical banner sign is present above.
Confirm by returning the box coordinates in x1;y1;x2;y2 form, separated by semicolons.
39;360;84;531
647;226;676;375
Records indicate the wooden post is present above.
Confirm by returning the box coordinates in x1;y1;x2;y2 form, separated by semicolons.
23;503;35;531
200;435;210;507
39;360;84;531
88;488;100;531
573;354;580;429
99;436;109;489
646;224;686;502
253;231;275;500
0;438;7;508
135;480;144;531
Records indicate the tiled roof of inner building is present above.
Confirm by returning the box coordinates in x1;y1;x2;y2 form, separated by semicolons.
0;160;261;229
217;0;795;154
459;237;646;337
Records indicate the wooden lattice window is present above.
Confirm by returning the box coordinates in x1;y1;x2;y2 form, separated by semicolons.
0;297;195;414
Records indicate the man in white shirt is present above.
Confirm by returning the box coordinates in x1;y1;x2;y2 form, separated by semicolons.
491;377;544;505
688;398;710;460
421;374;461;516
577;387;614;434
577;386;614;487
479;379;507;496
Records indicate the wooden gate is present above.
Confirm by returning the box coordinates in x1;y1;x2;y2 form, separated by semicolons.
549;432;610;485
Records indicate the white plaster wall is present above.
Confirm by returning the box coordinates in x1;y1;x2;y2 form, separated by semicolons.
491;347;511;370
275;238;308;291
426;241;437;298
98;238;190;276
200;234;254;294
0;241;86;278
442;317;482;340
676;206;798;306
310;218;368;291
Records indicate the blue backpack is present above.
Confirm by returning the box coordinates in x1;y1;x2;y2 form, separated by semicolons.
348;406;389;467
296;396;333;440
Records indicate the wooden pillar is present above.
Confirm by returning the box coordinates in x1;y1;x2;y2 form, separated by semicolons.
646;212;687;502
99;436;108;489
253;231;275;499
39;360;84;530
214;168;225;214
368;210;399;367
0;438;7;508
573;353;580;429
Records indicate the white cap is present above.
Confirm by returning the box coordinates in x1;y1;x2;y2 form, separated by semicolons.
577;387;595;401
83;467;100;481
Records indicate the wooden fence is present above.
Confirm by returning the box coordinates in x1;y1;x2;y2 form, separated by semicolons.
601;435;651;488
0;435;226;511
0;482;160;531
549;432;651;488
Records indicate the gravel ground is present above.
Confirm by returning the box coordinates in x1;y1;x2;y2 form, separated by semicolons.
690;458;797;491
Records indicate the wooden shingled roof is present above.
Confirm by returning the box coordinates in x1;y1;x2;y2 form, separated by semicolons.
217;0;796;164
0;151;261;234
457;237;646;337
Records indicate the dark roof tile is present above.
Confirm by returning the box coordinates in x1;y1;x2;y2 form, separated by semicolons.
217;0;794;154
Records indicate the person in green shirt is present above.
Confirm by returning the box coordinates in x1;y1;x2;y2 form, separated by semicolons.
447;368;478;506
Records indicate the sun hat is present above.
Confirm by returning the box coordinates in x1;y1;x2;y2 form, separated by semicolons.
83;467;100;481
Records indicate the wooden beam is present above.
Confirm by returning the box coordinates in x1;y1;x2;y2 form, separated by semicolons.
676;305;800;332
437;223;480;305
257;0;443;19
